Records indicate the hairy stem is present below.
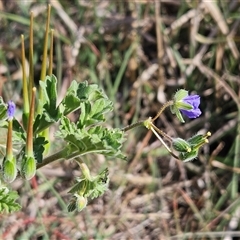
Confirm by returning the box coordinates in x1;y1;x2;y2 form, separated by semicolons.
152;100;174;121
121;120;145;132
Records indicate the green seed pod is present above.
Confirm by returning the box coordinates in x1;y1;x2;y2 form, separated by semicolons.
172;138;192;153
21;156;36;180
2;158;17;183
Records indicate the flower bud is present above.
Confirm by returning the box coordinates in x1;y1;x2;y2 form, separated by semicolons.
75;195;88;212
2;158;17;183
21;156;36;180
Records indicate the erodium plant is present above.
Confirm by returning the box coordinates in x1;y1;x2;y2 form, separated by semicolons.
0;6;210;213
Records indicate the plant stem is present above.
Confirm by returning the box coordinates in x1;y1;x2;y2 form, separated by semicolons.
21;34;29;115
231;107;240;199
6;119;13;159
37;148;83;169
26;87;36;156
37;147;69;169
150;122;173;142
29;11;34;101
121;120;145;132
152;100;174;121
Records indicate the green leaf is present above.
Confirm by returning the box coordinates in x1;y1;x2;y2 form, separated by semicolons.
34;75;61;134
33;136;48;163
39;75;58;112
58;80;82;116
59;80;113;127
0;188;21;213
57;117;126;159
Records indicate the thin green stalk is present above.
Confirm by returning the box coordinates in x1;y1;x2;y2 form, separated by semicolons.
37;147;85;169
231;108;240;199
121;120;145;132
37;147;69;169
48;29;54;76
38;4;51;114
28;12;34;101
26;88;36;156
112;42;136;96
21;35;29;114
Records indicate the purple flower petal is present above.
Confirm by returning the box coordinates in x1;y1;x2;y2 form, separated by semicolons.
7;101;16;120
180;95;201;119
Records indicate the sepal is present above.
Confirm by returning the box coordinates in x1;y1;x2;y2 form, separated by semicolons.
2;157;17;183
21;156;36;180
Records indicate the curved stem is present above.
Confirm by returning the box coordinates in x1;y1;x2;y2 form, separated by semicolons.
152;100;174;122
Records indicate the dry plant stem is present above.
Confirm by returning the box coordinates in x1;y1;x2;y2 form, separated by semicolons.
152;100;174;122
196;63;240;106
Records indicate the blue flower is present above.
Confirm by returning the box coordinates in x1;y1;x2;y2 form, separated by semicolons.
180;95;201;119
170;89;201;123
7;101;16;120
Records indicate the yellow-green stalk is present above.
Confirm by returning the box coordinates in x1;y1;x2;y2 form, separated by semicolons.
21;34;29;130
37;5;51;154
3;102;17;183
28;11;34;101
48;29;54;76
38;4;51;114
21;88;37;180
